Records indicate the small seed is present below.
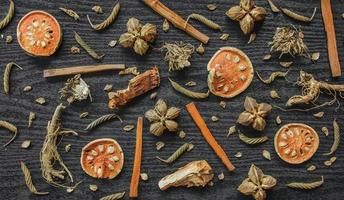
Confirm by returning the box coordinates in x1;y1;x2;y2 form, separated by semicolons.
162;19;169;32
65;144;72;152
23;85;32;92
150;92;158;100
227;125;236;137
187;143;194;151
28;112;36;128
263;54;272;61
219;101;226;108
313;112;324;119
247;32;256;44
70;46;80;54
35;97;46;105
156;141;165;151
218;172;224;180
123;124;135;132
89;184;98;192
262;150;271;160
324;160;332;166
276;116;282;125
140;173;149;181
330;156;337;163
270;90;280;99
66;187;74;193
79;112;89;118
196;43;205;55
21;140;31;149
307;165;316;172
103;84;113;92
234;152;242;158
5;35;13;43
185;81;197;87
280;61;293;68
239;65;246;71
207;4;217;11
233;56;240;63
220;33;229;41
108;92;116;99
108;40;117;48
179;130;186;139
321;127;329;136
92;5;103;14
311;52;320;61
211;116;219;122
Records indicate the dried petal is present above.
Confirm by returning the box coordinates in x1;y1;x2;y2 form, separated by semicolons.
240;14;254;34
240;0;255;11
248;164;264;185
244;96;258;113
165;107;180;119
145;109;161;122
150;122;165;136
252;116;266;131
250;7;267;21
261;175;277;189
237;111;255;126
155;99;168;117
226;6;246;21
119;32;136;48
133;38;149;55
237;178;258;195
140;23;157;42
165;120;178;132
127;17;141;33
253;189;266;200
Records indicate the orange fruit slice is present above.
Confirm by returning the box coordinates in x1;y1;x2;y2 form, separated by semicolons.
207;47;254;98
274;123;319;164
81;138;124;179
17;10;62;56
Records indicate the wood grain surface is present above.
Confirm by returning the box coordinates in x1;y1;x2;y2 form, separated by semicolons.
0;0;344;199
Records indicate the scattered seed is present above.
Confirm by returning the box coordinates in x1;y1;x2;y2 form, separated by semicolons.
156;141;165;151
211;116;219;122
70;46;80;54
342;13;344;19
123;124;135;132
21;140;31;149
234;152;242;158
108;92;116;100
276;116;282;125
89;184;98;192
262;150;271;160
140;173;148;181
79;112;89;118
23;85;32;92
263;54;272;61
103;84;113;92
218;172;224;180
307;165;316;172
220;33;229;41
196;43;205;55
5;35;12;43
313;112;324;119
162;19;169;32
92;5;103;14
185;81;197;87
108;40;117;48
28;112;36;128
227;125;236;137
219;101;226;109
321;127;329;136
187;143;194;151
65;144;72;152
330;156;337;162
280;61;293;68
179;130;186;139
208;181;214;186
150;92;157;100
207;4;217;11
35;97;46;105
247;32;256;44
311;52;320;61
270;90;280;99
324;160;332;166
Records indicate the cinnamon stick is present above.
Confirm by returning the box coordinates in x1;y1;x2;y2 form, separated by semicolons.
321;0;341;77
186;102;235;172
143;0;209;44
43;64;125;78
129;117;143;198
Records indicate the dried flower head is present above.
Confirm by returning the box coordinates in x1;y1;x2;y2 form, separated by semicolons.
237;164;276;200
269;26;309;58
58;74;92;104
237;96;272;131
119;17;156;55
160;41;194;71
226;0;266;34
145;99;180;136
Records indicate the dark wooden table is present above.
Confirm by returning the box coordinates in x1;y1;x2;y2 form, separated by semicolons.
0;0;344;199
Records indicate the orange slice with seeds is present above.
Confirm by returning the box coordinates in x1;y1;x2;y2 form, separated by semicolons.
81;138;124;179
274;123;319;164
207;47;254;98
17;10;62;57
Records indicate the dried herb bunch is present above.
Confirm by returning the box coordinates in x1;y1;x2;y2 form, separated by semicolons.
269;26;309;58
119;17;157;55
226;0;267;34
58;74;92;104
160;42;194;71
145;99;180;136
237;96;272;131
238;164;276;200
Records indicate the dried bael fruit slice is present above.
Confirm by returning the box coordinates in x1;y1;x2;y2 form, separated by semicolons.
274;123;319;164
81;138;124;179
207;47;254;98
17;10;62;56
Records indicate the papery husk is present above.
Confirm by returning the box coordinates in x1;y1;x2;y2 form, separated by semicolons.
250;7;266;21
150;122;165;136
240;0;255;11
133;38;149;55
119;33;136;48
140;23;157;42
144;109;160;122
165;107;180;119
240;14;254;34
226;6;246;21
165;120;178;132
127;17;141;33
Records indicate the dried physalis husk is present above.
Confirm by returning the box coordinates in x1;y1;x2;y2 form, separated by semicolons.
23;85;32;92
179;130;186;139
207;4;217;11
123;124;135;132
313;112;324;119
70;46;80;54
311;52;320;61
270;90;280;99
119;32;136;48
79;112;89;118
220;33;230;41
262;150;271;160
307;165;316;172
104;84;113;92
218;172;224;180
162;19;169;32
280;61;293;68
92;5;103;14
211;116;219;122
156;141;165;151
196;43;205;55
21;140;31;149
133;38;150;55
140;173;149;181
35;97;46;105
227;125;236;136
262;54;271;61
276;116;282;125
89;184;98;192
321;127;329;136
234;152;242;158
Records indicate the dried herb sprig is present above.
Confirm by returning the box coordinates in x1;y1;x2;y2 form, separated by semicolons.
100;192;125;200
323;119;340;155
157;143;190;164
20;161;49;195
74;31;104;60
286;176;324;190
3;62;23;95
0;0;14;30
59;7;80;20
0;120;18;147
161;42;194;71
85;114;122;131
169;78;209;99
239;132;268;144
87;2;120;30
